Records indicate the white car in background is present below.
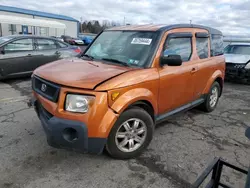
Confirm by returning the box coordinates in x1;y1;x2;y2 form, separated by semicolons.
224;43;250;82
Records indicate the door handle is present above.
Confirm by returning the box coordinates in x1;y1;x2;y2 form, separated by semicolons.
27;54;32;57
191;67;198;73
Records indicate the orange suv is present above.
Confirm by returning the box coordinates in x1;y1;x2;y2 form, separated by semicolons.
30;24;225;159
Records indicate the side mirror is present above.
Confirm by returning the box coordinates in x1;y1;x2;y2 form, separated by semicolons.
160;54;182;66
0;47;5;55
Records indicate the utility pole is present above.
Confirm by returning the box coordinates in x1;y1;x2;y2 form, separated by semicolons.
124;17;126;26
190;20;192;25
80;17;83;32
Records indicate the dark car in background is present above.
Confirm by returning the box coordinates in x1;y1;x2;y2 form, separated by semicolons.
0;35;81;80
79;33;97;45
61;35;84;45
224;43;250;83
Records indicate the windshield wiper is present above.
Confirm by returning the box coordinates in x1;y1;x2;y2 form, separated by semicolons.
101;58;130;67
81;54;94;60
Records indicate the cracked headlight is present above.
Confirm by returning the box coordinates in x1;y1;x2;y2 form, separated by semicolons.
65;94;95;113
245;62;250;69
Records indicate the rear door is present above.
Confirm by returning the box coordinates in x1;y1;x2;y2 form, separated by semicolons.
32;38;58;70
0;38;35;76
192;31;215;99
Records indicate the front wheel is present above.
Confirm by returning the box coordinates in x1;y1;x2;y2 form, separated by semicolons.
200;81;221;112
106;107;154;159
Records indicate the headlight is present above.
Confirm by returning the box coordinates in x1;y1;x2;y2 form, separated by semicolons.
65;94;95;113
245;62;250;69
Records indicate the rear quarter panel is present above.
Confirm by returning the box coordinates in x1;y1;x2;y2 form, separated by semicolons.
202;55;225;95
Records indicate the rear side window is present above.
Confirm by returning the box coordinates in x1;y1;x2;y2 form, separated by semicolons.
196;37;209;59
164;38;192;62
4;38;33;52
211;34;224;56
36;39;57;50
58;42;68;48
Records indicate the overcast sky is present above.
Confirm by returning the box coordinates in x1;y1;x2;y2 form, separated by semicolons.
1;0;250;35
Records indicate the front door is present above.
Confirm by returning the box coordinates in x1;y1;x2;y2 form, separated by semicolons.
158;32;196;115
0;38;35;77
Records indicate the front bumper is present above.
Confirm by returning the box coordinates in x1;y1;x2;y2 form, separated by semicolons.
225;67;250;80
31;98;106;154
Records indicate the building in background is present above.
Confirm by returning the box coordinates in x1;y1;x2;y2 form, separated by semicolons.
0;5;79;37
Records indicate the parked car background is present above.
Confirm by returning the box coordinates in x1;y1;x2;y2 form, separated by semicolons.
61;35;84;45
79;33;97;45
0;35;81;80
224;43;250;82
51;36;64;42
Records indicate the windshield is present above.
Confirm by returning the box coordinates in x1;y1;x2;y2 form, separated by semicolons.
0;36;14;45
224;45;250;55
85;31;157;67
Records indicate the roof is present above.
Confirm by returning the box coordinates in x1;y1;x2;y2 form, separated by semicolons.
1;35;60;39
107;24;222;35
227;42;250;46
0;5;78;22
0;15;66;29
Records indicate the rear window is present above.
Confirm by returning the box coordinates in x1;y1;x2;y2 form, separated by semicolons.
37;39;57;50
196;37;209;59
58;42;68;48
211;34;224;56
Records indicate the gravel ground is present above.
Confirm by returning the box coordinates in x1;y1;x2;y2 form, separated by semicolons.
0;78;249;188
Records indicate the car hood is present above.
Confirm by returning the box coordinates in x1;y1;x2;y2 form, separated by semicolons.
33;58;132;89
225;54;250;64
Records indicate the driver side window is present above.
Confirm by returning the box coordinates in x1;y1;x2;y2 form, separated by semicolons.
4;38;33;53
164;37;192;62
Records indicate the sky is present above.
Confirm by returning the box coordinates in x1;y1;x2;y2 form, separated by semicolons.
1;0;250;35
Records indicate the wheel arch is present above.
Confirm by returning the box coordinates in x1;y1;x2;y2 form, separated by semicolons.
203;70;224;97
127;100;155;123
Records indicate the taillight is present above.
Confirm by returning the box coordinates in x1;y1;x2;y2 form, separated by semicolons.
74;47;81;53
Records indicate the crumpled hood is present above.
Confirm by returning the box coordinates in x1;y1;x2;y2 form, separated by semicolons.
225;54;250;64
33;58;132;89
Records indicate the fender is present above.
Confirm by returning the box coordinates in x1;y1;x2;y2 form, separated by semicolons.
203;70;223;95
110;88;158;115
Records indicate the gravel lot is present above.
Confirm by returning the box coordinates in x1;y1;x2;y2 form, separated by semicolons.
0;78;249;188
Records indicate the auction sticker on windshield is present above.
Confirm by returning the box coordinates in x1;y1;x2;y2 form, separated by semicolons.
131;38;152;45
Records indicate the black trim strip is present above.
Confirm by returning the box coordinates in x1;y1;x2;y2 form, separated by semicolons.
155;97;205;123
196;32;209;38
168;32;193;38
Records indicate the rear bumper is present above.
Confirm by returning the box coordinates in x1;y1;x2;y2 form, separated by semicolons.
31;98;106;154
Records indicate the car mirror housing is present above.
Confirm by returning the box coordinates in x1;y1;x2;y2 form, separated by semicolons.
0;47;5;55
160;54;182;66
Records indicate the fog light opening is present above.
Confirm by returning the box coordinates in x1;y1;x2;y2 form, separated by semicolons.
62;128;78;142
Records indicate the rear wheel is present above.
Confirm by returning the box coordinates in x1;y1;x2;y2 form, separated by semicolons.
200;81;221;112
106;107;154;159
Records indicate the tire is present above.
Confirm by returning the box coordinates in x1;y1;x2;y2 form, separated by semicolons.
106;107;154;159
200;81;221;112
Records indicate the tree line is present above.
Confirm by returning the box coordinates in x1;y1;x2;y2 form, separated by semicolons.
80;20;120;34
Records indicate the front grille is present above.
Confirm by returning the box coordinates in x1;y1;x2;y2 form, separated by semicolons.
32;76;60;102
226;63;245;69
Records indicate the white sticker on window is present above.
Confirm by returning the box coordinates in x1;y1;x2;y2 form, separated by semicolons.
131;38;152;45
